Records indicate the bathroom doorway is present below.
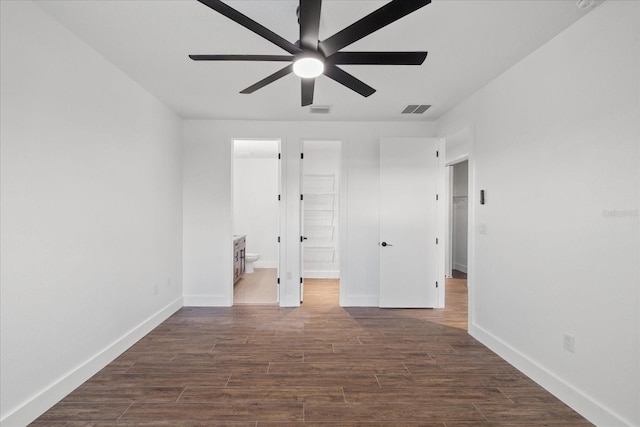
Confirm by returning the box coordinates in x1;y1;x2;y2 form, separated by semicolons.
300;140;342;304
232;139;281;305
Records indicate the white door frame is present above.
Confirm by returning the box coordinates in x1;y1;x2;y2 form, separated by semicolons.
438;123;475;326
299;139;346;304
230;137;284;306
447;158;469;278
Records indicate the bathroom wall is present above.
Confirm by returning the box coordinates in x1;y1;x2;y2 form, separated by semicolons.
233;149;279;268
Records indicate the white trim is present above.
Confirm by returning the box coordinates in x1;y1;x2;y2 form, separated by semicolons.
304;270;340;279
470;323;634;427
339;138;349;308
230;137;284;307
278;137;287;306
298;138;346;306
0;297;183;427
183;294;230;307
253;261;278;269
445;153;470;167
453;263;467;273
446;166;453;278
438;122;475;332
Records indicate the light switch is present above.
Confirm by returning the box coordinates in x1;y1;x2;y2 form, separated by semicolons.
479;224;487;235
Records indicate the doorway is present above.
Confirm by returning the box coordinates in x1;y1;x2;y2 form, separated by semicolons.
300;140;341;304
451;160;468;278
440;124;472;329
446;160;469;329
232;139;281;305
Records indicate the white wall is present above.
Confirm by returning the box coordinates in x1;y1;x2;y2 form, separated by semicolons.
0;2;183;425
183;120;435;307
452;161;468;272
437;2;639;425
233;155;279;268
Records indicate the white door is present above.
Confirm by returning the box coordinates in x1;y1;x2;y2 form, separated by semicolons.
379;137;439;308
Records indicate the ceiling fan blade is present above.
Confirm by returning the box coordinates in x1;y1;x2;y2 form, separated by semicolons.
299;0;322;51
197;0;302;55
328;51;427;65
301;78;315;106
240;64;293;94
319;0;431;57
189;54;294;62
324;65;376;98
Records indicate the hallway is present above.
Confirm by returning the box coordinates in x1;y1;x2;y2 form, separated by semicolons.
32;279;590;425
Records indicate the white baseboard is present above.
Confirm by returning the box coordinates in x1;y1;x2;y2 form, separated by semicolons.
453;263;467;273
469;323;633;427
183;294;231;307
340;294;378;307
254;261;277;269
0;297;183;427
304;270;340;279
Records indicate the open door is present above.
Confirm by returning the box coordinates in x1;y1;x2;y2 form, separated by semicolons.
379;137;439;308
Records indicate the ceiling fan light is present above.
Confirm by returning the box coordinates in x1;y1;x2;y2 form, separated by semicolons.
293;56;324;78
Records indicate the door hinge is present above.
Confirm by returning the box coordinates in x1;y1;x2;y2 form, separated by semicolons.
278;153;281;160
436;194;439;201
436;238;439;245
300;194;304;201
277;236;280;243
436;150;439;157
300;277;303;284
277;278;280;284
436;281;439;288
301;153;304;159
278;194;281;201
300;235;304;243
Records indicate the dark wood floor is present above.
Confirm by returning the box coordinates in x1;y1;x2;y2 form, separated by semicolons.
32;278;591;426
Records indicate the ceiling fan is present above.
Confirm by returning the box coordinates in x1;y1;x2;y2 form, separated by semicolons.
189;0;431;106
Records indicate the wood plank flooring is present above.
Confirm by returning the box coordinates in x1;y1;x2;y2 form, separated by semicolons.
31;278;592;426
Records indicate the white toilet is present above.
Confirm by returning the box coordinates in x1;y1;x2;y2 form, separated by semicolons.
245;253;260;273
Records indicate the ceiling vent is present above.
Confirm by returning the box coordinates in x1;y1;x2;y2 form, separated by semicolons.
310;105;331;114
402;104;431;114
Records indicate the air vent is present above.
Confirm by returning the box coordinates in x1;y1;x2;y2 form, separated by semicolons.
402;104;431;114
310;105;331;114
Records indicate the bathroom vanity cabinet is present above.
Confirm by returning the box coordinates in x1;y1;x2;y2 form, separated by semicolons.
233;235;246;284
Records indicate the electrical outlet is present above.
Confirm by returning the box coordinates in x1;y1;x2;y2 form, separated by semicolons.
563;333;575;353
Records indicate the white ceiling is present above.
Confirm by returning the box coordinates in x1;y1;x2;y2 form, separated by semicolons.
35;0;600;122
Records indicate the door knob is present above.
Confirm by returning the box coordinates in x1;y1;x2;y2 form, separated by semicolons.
381;242;393;247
